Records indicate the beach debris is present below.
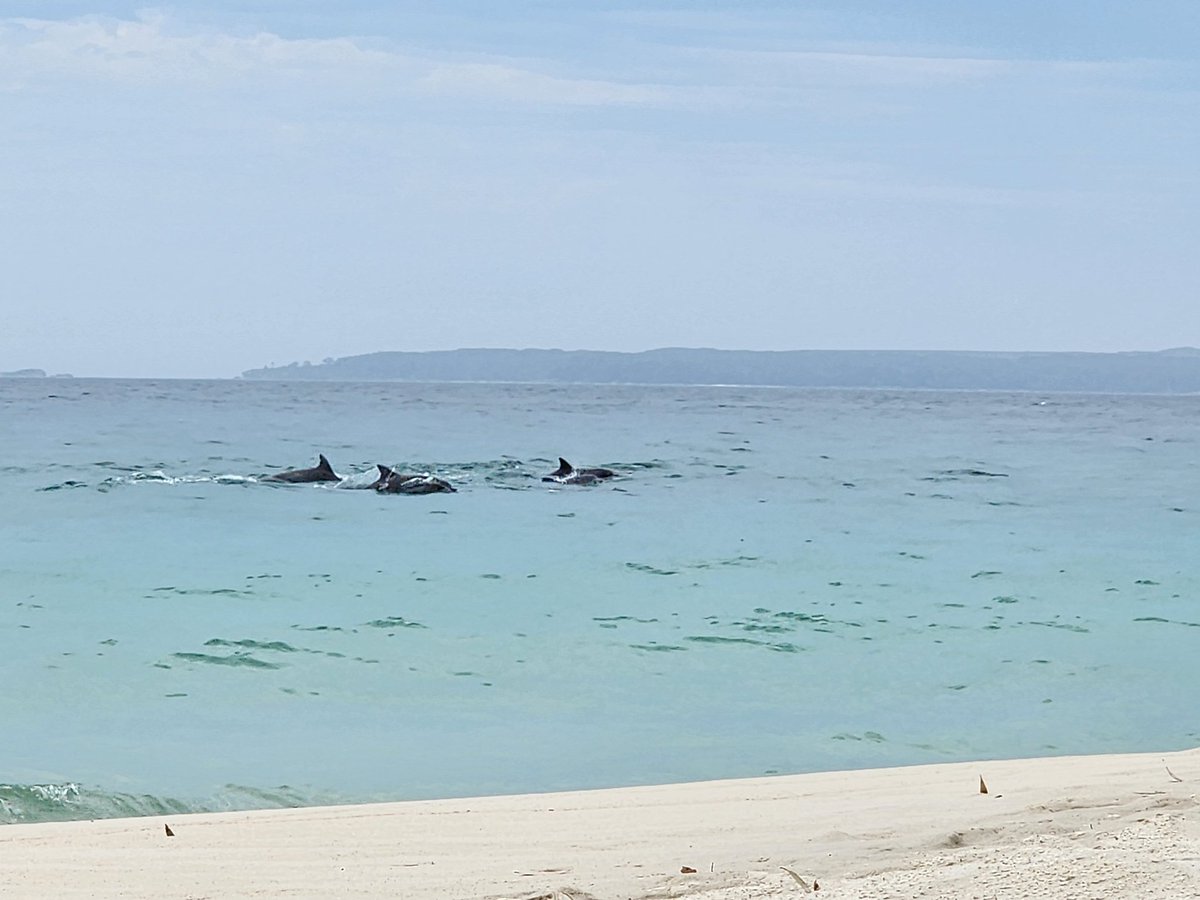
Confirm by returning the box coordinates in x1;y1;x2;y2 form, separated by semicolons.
164;824;174;837
1167;765;1184;783
680;866;697;874
979;775;989;795
780;866;818;891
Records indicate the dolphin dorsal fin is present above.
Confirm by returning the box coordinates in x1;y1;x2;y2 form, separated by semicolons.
317;454;334;472
556;457;574;475
377;464;392;477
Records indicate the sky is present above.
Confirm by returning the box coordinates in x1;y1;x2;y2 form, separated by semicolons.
1;1;1198;378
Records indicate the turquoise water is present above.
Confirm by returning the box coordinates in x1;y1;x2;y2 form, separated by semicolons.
3;378;1198;823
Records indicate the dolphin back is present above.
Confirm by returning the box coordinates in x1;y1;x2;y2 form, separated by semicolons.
543;456;616;483
377;471;456;494
265;454;341;483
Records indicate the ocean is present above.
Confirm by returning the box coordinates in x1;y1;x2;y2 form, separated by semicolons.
2;378;1197;823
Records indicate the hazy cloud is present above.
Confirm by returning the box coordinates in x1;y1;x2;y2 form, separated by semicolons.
0;12;396;87
0;11;732;109
3;10;1149;104
418;61;720;108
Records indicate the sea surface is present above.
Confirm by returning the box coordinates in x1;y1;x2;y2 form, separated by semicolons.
2;378;1198;823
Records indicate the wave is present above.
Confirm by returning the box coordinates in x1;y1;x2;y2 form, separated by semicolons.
0;782;334;825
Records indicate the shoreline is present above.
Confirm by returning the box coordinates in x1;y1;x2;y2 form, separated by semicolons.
4;748;1199;898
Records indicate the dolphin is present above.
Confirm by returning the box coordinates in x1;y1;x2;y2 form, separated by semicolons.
374;464;456;495
264;454;339;483
366;464;393;490
542;457;616;485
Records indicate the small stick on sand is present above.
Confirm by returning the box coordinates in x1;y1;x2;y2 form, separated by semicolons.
979;776;989;795
780;865;813;891
1167;765;1184;783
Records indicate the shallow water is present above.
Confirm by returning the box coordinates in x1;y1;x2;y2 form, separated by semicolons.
3;379;1198;822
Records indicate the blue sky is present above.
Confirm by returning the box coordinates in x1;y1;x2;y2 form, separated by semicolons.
2;2;1197;377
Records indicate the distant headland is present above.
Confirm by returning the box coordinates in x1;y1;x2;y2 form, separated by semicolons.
1;368;47;377
238;347;1200;394
0;368;73;378
0;367;72;379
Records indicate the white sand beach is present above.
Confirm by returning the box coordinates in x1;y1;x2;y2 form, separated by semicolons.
4;748;1199;899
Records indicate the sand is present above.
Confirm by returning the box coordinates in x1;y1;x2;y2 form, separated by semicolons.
3;748;1199;899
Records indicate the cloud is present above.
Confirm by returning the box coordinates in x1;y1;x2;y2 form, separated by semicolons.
2;7;1176;117
0;10;733;109
415;60;737;108
0;11;397;89
683;44;1153;91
